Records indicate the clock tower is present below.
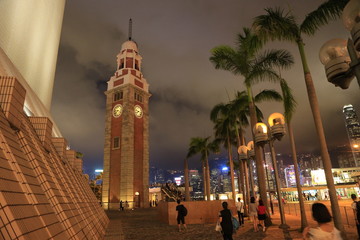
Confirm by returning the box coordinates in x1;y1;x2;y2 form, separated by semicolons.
102;22;150;209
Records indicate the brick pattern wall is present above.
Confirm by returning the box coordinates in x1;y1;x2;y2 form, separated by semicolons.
0;77;108;239
0;76;26;129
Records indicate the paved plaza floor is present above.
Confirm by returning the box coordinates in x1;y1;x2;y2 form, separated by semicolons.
104;207;358;240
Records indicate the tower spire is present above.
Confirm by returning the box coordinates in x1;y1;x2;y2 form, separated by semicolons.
128;18;132;41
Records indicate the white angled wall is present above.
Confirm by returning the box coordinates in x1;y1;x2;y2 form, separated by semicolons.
0;0;66;110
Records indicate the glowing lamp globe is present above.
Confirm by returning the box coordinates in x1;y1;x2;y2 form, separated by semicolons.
342;0;360;51
253;122;268;146
247;141;255;158
268;113;286;140
319;39;354;89
238;145;248;160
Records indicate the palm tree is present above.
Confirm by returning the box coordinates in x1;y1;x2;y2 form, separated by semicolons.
184;157;190;201
212;113;237;200
187;137;219;201
278;78;308;230
252;1;348;232
210;28;293;219
211;90;282;210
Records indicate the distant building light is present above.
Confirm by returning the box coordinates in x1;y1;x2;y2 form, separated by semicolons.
95;169;103;173
222;167;229;171
174;177;181;186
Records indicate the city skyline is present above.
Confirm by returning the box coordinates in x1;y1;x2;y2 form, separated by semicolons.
51;0;360;174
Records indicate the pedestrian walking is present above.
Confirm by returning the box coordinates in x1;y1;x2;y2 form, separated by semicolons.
125;200;129;210
302;203;342;240
248;196;258;232
235;197;244;226
119;200;124;211
351;193;360;239
218;202;233;240
257;199;268;232
176;199;187;232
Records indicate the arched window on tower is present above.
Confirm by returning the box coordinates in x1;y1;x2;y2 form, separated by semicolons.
135;60;139;70
134;92;143;103
119;59;124;69
113;91;123;102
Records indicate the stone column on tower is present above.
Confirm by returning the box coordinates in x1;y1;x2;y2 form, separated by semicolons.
102;38;150;209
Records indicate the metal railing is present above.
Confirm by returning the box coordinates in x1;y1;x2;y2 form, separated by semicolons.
272;202;357;227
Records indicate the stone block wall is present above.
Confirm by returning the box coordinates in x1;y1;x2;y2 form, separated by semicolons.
158;200;236;225
0;77;109;239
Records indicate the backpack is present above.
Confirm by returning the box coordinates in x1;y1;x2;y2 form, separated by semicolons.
356;201;360;219
181;205;188;216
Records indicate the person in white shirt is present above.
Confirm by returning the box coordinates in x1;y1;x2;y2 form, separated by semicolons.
235;197;244;227
302;203;342;240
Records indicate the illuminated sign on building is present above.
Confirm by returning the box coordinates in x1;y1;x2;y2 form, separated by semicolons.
174;177;181;186
284;166;296;187
311;169;327;185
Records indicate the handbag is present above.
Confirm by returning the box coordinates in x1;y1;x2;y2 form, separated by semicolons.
215;220;222;232
232;216;240;230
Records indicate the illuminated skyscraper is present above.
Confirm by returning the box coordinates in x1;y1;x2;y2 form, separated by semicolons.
343;104;360;166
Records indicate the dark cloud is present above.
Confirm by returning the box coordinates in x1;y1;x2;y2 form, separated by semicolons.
52;0;360;174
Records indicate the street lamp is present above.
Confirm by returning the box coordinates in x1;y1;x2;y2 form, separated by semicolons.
319;0;360;89
238;145;250;214
247;141;256;198
254;114;288;229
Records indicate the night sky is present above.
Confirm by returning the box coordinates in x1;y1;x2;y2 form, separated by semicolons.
51;0;359;175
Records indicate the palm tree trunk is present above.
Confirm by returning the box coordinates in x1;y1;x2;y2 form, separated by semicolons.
297;41;344;233
240;130;250;214
205;152;211;201
236;126;248;213
287;121;307;230
269;139;287;228
202;161;208;200
227;136;236;200
184;158;190;201
247;87;270;224
248;158;255;197
243;160;250;215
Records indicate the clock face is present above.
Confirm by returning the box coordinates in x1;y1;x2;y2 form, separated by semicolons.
112;104;123;118
134;105;143;118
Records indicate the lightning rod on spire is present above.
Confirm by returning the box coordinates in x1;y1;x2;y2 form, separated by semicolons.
128;18;132;41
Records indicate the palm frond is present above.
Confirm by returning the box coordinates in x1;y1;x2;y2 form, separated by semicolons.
210;46;243;75
280;79;297;122
245;68;281;86
236;27;264;57
210;103;227;122
252;7;300;43
254;89;283;103
254;49;294;70
301;0;349;36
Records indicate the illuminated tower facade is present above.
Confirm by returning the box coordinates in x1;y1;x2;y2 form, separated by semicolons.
102;22;150;209
343;104;360;166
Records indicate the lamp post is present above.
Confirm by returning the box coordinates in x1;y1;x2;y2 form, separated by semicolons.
238;145;251;215
267;113;288;229
254;113;288;229
253;122;273;225
319;0;360;89
264;162;274;215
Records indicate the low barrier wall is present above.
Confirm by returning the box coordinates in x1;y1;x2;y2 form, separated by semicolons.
157;200;236;225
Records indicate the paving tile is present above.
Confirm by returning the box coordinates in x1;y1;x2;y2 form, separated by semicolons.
104;207;358;240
